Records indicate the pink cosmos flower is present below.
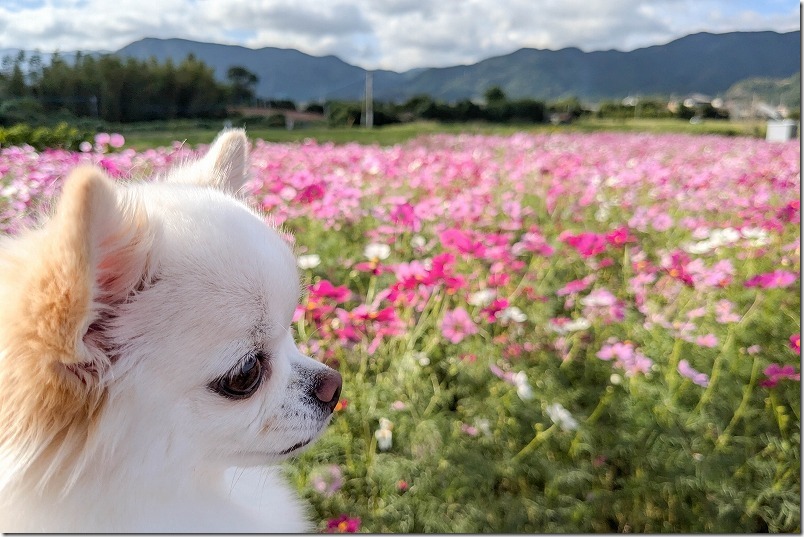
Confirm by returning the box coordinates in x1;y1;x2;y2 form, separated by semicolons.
109;133;125;148
651;212;674;232
596;340;653;376
695;334;719;348
326;515;361;533
94;132;111;146
790;333;801;355
441;307;478;344
439;228;486;256
461;423;479;437
581;287;625;324
677;359;709;387
310;280;352;302
489;363;516;384
760;364;800;388
714;299;740;323
297;182;326;203
604;226;634;246
480;298;509;322
777;199;800;223
686;307;707;319
662;250;694;286
512;226;555;257
560;230;608;258
389;201;420;231
310;465;344;497
744;270;798;289
557;275;595;296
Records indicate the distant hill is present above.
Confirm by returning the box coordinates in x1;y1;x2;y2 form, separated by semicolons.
403;31;801;101
726;72;801;109
115;38;418;102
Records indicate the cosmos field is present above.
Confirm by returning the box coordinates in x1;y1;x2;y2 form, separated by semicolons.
0;131;799;532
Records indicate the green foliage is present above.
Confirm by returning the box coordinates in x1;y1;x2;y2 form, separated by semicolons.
0;122;90;150
484;86;507;104
226;65;259;105
0;52;239;123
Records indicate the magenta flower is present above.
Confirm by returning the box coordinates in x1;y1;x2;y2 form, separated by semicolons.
560;230;608;258
677;360;710;387
744;270;798;289
326;515;361;533
760;364;800;388
604;225;634;246
790;333;801;355
662;250;695;286
439;227;486;256
441;307;478;344
310;280;352;302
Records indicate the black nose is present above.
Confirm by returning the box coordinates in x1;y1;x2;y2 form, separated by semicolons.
314;369;343;412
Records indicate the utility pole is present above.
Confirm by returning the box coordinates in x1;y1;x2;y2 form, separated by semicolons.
364;71;373;128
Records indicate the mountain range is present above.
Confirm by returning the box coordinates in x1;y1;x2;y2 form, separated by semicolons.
116;30;800;103
7;30;801;103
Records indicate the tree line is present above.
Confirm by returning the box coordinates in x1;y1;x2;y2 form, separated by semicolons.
0;51;258;124
0;51;727;127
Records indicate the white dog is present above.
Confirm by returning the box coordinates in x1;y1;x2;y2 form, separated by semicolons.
0;129;341;532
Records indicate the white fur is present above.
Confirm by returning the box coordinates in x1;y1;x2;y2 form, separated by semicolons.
0;129;338;532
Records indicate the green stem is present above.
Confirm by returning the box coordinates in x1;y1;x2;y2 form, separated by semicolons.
693;294;763;414
717;352;761;449
666;338;684;394
513;423;558;462
586;388;614;426
365;274;378;305
508;255;546;302
405;287;445;352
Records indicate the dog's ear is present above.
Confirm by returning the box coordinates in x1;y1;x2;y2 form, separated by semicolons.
173;128;250;192
27;165;152;389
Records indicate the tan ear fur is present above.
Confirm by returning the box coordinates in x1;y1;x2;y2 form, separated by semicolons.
0;165;151;489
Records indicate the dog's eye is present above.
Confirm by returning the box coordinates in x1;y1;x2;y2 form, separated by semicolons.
209;352;264;400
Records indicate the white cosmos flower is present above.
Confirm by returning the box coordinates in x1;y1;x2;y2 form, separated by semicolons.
297;254;321;269
513;372;534;401
410;235;426;248
364;242;391;260
375;418;394;451
468;289;496;307
546;402;579;431
740;227;770;246
501;306;527;323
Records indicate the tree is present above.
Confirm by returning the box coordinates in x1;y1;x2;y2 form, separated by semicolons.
226;66;259;105
484;86;507;104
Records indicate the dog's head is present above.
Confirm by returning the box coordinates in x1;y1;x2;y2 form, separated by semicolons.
0;130;341;490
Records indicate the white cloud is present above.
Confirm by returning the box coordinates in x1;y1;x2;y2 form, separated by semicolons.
0;0;797;70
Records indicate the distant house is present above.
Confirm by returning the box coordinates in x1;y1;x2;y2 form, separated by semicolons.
228;106;326;129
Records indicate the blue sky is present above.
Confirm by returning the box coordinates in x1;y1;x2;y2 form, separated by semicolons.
0;0;798;70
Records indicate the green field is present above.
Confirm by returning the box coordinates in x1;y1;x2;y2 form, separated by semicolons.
115;118;772;149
